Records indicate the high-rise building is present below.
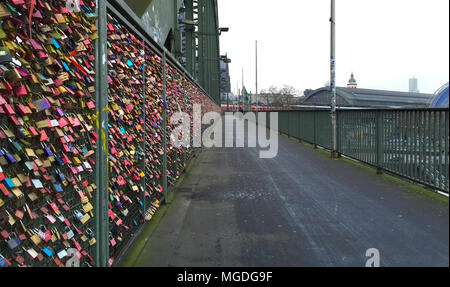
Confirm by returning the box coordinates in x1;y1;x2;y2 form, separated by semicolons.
409;77;419;93
220;55;231;94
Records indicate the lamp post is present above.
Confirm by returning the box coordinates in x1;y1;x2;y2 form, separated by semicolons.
330;0;337;159
255;40;258;112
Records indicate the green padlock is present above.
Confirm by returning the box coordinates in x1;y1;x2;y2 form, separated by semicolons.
9;139;23;152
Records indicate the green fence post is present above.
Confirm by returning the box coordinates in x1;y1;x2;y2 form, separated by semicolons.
162;50;168;203
141;45;147;217
298;111;302;143
183;72;187;173
287;112;290;138
314;110;318;149
278;111;281;136
376;110;384;175
337;110;342;158
445;111;449;192
94;0;109;267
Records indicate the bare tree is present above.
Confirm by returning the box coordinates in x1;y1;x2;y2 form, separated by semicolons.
260;89;268;107
265;85;277;106
278;85;299;107
262;85;300;107
267;85;278;94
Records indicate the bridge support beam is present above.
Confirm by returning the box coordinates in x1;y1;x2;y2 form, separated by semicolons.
185;0;195;77
197;0;221;105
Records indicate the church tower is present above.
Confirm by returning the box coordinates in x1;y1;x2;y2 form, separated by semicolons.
347;73;357;88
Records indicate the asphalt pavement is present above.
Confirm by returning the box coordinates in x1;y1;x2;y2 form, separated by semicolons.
129;115;449;267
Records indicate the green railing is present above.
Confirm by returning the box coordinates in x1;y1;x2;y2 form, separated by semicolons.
275;109;449;193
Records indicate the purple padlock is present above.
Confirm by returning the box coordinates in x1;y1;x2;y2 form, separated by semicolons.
33;98;51;112
56;107;65;117
42;143;53;157
44;147;53;157
4;151;16;164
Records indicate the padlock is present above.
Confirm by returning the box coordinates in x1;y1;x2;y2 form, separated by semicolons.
17;232;26;241
0;229;9;240
80;213;90;225
32;227;45;241
72;239;82;251
6;233;21;249
42;142;53;157
109;234;116;247
63;227;74;240
31;179;43;189
0;254;11;267
86;228;97;246
57;249;68;259
24;247;39;260
44;213;57;225
73;210;84;222
15;255;25;265
28;230;42;246
48;201;61;215
55;169;66;182
42;247;53;257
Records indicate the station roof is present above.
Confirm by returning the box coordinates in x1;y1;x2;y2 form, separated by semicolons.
302;87;434;108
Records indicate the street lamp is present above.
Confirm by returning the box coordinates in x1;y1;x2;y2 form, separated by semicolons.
179;19;197;26
218;27;229;35
220;55;231;63
181;19;229;36
194;28;229;36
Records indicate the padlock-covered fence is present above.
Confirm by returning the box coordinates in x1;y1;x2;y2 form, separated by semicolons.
0;0;219;267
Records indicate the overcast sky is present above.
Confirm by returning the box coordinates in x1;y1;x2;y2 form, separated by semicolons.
218;0;449;95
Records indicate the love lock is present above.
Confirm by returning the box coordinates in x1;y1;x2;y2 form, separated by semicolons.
73;210;84;222
6;232;20;250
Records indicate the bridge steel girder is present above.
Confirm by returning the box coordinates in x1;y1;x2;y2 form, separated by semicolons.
123;0;221;105
185;0;196;77
197;0;221;105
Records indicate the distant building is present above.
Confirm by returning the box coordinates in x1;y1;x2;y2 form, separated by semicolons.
301;87;434;108
347;73;357;88
220;92;235;102
429;82;449;108
219;56;231;95
247;93;303;106
409;77;419;93
219;55;232;104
